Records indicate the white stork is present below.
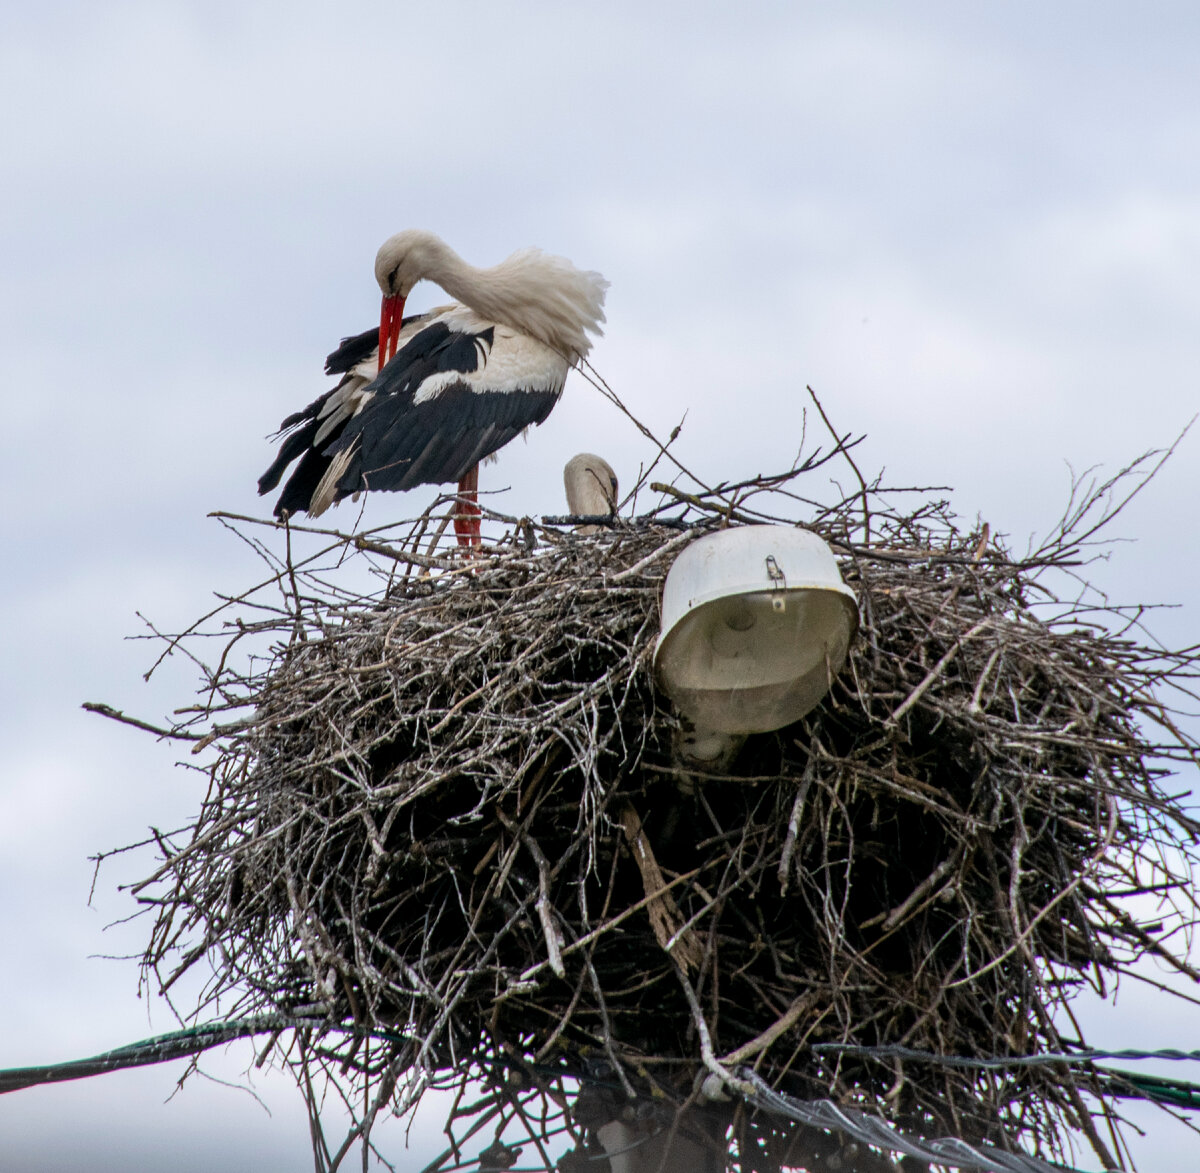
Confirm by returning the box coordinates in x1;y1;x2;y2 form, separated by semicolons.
563;453;618;532
258;230;608;545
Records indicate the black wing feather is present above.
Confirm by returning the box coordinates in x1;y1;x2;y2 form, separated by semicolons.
260;316;561;516
322;313;429;376
257;385;339;494
343;383;560;493
324;327;377;376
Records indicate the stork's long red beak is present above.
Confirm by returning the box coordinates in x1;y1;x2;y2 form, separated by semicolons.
378;293;405;372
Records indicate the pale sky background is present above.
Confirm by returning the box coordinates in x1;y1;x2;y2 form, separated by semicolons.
2;2;1199;1170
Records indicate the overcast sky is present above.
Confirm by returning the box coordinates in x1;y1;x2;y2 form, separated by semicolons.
3;3;1199;1170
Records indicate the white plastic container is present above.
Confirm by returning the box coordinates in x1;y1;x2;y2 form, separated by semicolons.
654;526;858;735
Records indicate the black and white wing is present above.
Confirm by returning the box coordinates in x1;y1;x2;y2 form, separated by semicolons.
262;305;567;518
257;313;430;518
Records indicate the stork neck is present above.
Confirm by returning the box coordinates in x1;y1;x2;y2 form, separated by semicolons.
430;250;519;324
423;246;566;356
425;246;497;315
391;232;603;361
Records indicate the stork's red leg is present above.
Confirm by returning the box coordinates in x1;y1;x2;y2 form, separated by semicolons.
454;465;481;548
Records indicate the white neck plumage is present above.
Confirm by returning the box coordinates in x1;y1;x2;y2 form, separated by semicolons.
394;233;608;362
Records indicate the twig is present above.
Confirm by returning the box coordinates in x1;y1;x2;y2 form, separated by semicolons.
81;702;203;741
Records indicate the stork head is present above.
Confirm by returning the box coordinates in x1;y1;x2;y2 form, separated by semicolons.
374;229;446;371
564;453;619;527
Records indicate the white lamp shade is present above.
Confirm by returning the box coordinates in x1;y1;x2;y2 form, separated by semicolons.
654;526;858;735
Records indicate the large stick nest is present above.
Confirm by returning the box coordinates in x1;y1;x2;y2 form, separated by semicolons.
117;424;1200;1171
